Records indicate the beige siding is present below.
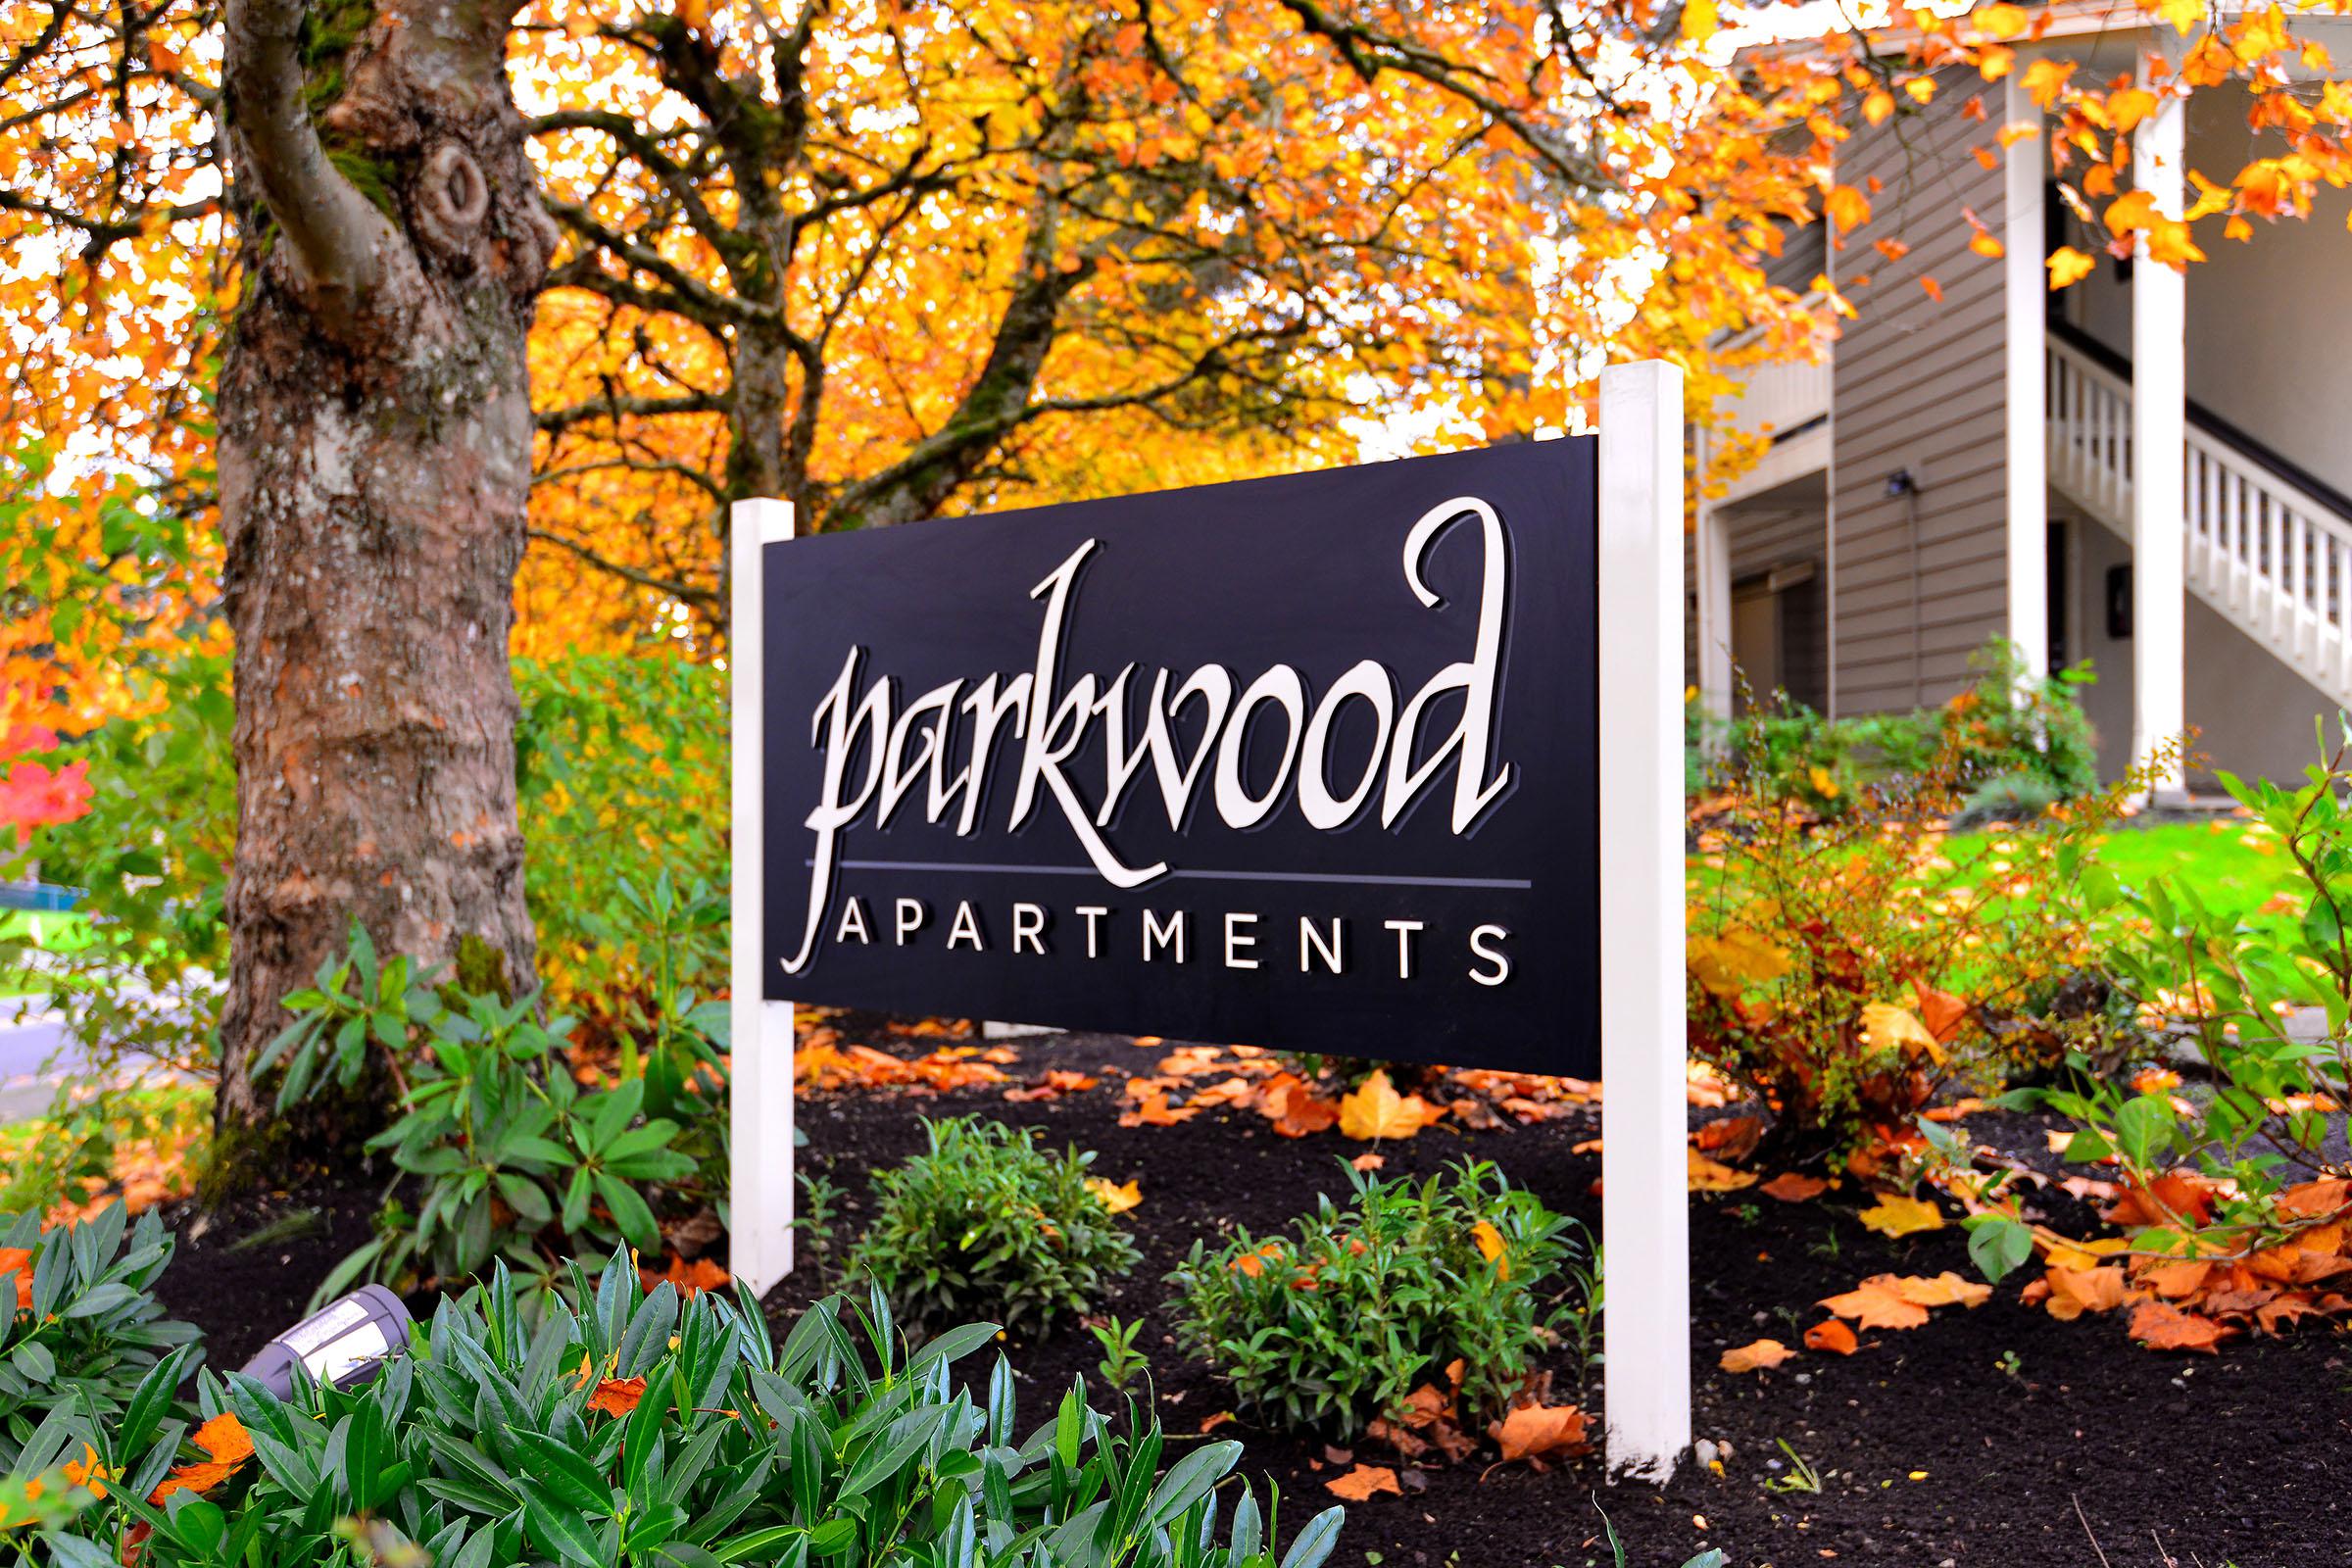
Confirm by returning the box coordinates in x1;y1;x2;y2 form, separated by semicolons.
1829;71;2012;714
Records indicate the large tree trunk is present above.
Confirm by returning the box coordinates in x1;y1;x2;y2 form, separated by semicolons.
211;0;555;1174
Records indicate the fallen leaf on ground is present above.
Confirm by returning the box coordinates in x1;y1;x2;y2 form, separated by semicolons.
1688;1150;1758;1192
1339;1070;1445;1141
1085;1177;1142;1214
1119;1090;1200;1128
1720;1339;1796;1373
1856;1194;1944;1238
1803;1319;1859;1354
1761;1172;1829;1202
2044;1265;2130;1316
1819;1276;1932;1330
1350;1152;1385;1171
1325;1464;1400;1500
2131;1299;2227;1352
1889;1271;1992;1309
1200;1411;1235;1434
1487;1403;1590;1463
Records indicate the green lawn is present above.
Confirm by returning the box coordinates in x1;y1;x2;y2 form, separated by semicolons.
1943;814;2299;934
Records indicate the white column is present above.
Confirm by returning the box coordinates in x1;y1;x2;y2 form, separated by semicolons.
730;497;798;1296
2132;59;2187;798
1693;428;1736;730
1596;360;1690;1481
2003;73;2049;678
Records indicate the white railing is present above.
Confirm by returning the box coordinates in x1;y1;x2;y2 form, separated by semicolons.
2046;330;2352;710
1724;355;1831;447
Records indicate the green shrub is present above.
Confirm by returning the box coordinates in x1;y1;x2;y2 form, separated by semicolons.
1168;1161;1588;1440
34;1258;1339;1568
514;653;728;1027
1;653;234;1081
849;1118;1142;1337
1690;716;2124;1163
263;925;708;1306
0;1204;200;1469
1697;639;2100;814
2006;734;2352;1275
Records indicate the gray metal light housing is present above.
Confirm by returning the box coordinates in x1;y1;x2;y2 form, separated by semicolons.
238;1284;413;1398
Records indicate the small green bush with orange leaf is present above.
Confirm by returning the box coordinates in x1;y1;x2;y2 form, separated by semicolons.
0;1204;198;1471
1168;1161;1587;1441
1687;704;2129;1167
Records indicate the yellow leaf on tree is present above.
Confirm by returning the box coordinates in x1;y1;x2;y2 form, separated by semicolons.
1824;183;1872;234
1860;1003;1939;1060
2046;246;2098;289
1338;1069;1444;1141
1689;928;1788;996
1679;0;1719;44
1855;1193;1945;1238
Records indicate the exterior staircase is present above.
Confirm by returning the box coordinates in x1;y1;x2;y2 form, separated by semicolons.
2046;320;2352;712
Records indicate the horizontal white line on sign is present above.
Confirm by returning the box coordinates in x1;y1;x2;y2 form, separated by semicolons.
821;858;1534;891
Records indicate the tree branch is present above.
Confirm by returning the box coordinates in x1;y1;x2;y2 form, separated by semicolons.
221;0;397;329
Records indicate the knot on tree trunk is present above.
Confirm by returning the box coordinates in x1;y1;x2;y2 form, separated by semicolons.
415;142;490;256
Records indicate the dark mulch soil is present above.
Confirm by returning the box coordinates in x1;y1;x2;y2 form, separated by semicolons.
153;1020;2352;1568
149;1182;388;1372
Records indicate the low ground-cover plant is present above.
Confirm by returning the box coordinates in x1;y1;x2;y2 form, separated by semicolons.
0;1204;199;1468
848;1117;1141;1337
263;925;708;1306
1169;1161;1588;1440
28;1257;1339;1568
1688;708;2135;1165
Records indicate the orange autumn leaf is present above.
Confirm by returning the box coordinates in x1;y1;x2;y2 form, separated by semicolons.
1487;1402;1590;1463
150;1413;255;1503
1803;1319;1859;1355
1337;1070;1444;1141
2130;1299;2227;1353
1819;1276;1932;1331
1889;1272;1992;1309
1687;1149;1758;1192
0;1248;28;1312
1324;1463;1401;1500
1720;1338;1797;1373
1119;1090;1200;1128
1349;1152;1386;1172
190;1412;253;1467
1760;1172;1829;1203
589;1376;649;1416
2047;1265;2132;1315
641;1255;731;1298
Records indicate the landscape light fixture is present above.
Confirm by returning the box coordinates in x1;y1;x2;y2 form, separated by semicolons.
237;1284;413;1399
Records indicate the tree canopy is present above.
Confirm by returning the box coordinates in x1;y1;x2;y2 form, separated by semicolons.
7;0;2351;685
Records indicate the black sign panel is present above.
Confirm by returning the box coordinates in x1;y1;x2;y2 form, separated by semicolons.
761;440;1599;1077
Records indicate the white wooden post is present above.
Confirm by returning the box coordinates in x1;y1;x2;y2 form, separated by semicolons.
730;498;797;1297
2003;72;2049;678
2132;53;2187;801
1596;360;1691;1479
